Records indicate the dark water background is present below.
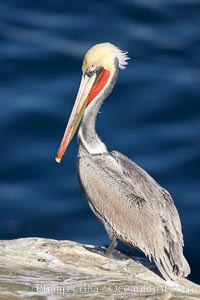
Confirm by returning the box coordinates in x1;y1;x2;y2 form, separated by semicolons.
0;0;199;284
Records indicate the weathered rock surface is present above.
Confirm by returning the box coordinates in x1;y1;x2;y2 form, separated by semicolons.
0;238;199;300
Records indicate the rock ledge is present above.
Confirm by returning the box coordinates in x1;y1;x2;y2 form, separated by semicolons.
0;237;199;299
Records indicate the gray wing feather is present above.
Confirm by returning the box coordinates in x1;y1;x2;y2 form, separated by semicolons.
77;150;190;280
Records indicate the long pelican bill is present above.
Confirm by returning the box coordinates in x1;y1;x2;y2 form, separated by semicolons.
55;73;97;163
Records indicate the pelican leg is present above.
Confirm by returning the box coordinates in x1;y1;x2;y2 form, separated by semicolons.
106;239;118;257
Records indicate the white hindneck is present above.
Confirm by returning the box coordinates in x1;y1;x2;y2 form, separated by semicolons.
78;95;108;155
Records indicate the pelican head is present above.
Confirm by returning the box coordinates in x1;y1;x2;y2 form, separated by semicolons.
56;42;129;163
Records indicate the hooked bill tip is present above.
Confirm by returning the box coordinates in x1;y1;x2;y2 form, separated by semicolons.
55;156;61;163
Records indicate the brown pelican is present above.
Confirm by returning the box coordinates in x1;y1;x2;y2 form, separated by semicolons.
56;42;190;281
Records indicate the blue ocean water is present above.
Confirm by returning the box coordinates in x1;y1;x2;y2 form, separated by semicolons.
0;0;199;284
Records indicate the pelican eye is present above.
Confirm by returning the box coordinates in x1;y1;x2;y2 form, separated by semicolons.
90;64;96;71
85;64;98;77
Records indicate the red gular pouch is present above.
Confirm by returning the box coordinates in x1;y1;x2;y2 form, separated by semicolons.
87;69;110;105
